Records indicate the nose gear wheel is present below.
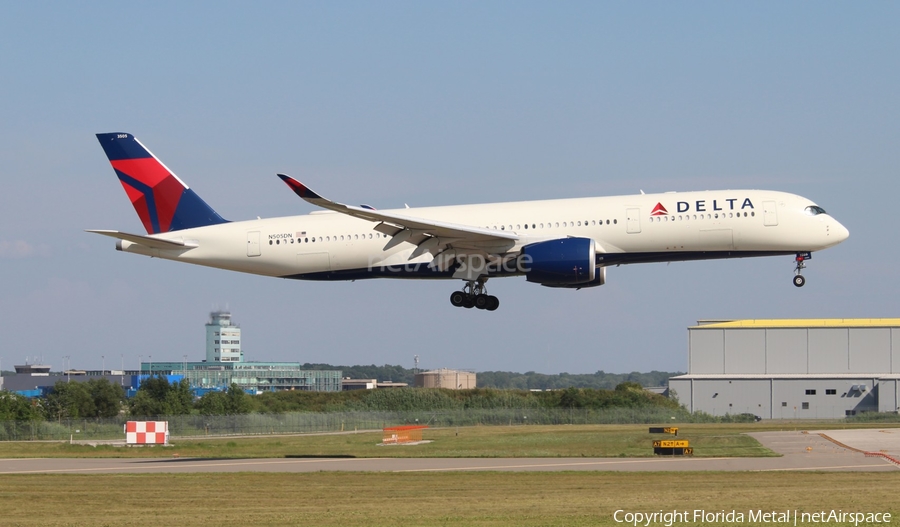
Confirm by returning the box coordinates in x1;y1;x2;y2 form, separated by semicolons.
793;252;810;287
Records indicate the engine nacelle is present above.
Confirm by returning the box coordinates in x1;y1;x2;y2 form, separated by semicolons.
540;265;606;289
520;237;597;286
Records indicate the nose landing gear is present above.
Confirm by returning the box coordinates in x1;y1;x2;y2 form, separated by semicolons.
450;278;499;311
793;252;811;287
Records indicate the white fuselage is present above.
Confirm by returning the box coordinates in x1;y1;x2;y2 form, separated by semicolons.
116;189;848;281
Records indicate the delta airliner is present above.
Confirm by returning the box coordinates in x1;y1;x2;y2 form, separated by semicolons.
90;133;849;311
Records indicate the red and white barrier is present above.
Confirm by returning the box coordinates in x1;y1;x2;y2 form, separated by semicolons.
125;421;169;445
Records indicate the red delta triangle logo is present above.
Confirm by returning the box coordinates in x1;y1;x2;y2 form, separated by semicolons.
651;203;668;216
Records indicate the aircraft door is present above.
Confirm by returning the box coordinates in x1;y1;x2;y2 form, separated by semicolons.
626;208;641;234
247;231;261;257
763;201;778;226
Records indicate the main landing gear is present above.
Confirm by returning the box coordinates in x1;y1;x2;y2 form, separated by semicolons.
793;252;811;287
450;278;499;311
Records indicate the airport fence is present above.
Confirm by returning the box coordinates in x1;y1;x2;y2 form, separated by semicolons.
0;407;693;441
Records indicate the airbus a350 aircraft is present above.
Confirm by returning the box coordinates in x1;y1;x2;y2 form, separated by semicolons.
91;133;849;311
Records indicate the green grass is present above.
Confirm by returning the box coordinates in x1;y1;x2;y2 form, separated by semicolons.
1;472;898;527
0;424;780;458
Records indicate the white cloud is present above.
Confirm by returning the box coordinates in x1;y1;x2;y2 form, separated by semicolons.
0;240;50;259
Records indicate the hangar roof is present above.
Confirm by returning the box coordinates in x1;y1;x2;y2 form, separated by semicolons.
692;319;900;329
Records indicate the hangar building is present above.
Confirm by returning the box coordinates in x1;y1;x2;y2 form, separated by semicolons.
668;319;900;419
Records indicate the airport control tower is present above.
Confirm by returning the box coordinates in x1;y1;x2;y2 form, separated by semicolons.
205;311;243;363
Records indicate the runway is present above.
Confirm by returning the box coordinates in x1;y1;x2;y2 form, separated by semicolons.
1;429;897;474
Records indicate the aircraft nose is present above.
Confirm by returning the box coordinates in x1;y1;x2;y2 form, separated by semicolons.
832;219;849;243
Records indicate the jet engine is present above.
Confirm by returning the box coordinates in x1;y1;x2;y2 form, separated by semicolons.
519;237;600;287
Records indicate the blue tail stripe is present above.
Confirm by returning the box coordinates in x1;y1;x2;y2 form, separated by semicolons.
170;189;229;231
97;133;151;161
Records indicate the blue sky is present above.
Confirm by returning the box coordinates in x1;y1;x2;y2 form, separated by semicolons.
1;2;897;374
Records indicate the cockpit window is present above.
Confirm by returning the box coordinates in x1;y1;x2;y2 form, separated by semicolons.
804;205;827;216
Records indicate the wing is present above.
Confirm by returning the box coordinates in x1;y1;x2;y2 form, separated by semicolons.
277;174;519;262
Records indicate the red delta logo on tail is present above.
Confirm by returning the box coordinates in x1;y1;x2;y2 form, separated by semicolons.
96;133;228;234
112;157;187;234
651;203;668;216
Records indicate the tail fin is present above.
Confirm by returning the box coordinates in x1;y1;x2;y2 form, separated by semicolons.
96;133;228;234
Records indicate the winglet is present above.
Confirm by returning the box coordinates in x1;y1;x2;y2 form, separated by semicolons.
277;174;379;220
277;174;323;201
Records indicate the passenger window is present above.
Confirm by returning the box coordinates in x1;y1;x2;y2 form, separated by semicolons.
613;219;617;224
524;224;528;229
532;224;536;229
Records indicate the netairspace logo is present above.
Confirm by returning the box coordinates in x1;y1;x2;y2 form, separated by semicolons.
613;509;892;527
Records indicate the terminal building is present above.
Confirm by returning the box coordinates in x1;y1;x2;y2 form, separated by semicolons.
2;311;341;396
141;311;341;393
669;319;900;419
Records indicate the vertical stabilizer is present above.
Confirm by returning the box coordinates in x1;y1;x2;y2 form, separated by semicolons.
96;133;228;234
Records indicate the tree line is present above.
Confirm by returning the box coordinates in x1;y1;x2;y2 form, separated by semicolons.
250;381;679;413
0;377;679;421
0;377;254;421
300;363;680;389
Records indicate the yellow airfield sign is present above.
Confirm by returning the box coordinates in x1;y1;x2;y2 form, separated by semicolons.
652;440;689;448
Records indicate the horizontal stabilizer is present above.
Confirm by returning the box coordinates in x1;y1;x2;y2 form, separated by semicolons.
86;230;196;250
